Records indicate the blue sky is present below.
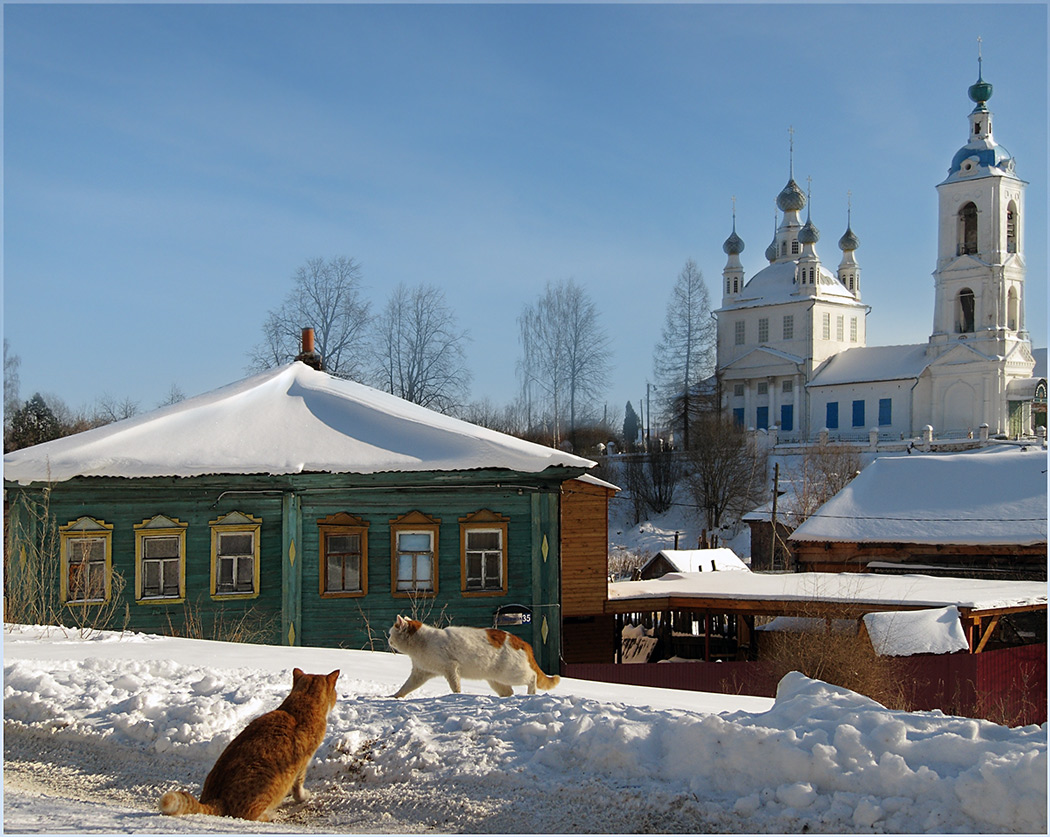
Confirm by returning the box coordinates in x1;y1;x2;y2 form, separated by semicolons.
4;3;1047;427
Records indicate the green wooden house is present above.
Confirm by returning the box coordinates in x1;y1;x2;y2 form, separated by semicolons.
3;361;598;671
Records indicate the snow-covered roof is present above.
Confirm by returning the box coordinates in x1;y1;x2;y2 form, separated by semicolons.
719;259;864;310
808;343;930;388
863;606;970;657
789;446;1047;546
608;571;1047;613
653;548;749;573
3;363;595;485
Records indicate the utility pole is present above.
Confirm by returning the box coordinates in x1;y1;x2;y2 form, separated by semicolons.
770;462;780;570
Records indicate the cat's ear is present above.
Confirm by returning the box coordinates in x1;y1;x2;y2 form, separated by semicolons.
293;667;304;681
327;670;340;687
395;615;404;628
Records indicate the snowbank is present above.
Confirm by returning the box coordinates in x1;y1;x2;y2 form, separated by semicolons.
4;625;1045;833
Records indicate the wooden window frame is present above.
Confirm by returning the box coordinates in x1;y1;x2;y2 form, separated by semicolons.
318;512;369;598
459;510;509;597
59;517;113;605
134;515;187;604
209;511;262;601
390;511;440;598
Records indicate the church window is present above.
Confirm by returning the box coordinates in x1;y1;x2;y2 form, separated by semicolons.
783;315;794;340
757;382;768;396
974;121;982;135
780;404;794;432
958;202;978;255
781;242;787;257
732;408;745;427
756;406;769;430
735;321;745;345
733;279;739;293
821;312;831;340
825;402;839;430
836;315;844;342
782;380;793;394
848;274;855;291
791;240;800;255
758;318;769;343
850;317;858;342
1007;287;1019;331
852;400;865;428
726;279;731;294
955;288;975;333
808;267;815;283
733;384;745;398
1006;202;1018;253
878;398;892;427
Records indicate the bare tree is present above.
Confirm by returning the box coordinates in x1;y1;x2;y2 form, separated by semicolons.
686;414;768;530
93;394;140;425
517;279;611;447
370;283;471;413
652;259;717;450
248;256;370;379
786;440;864;526
4;340;21;447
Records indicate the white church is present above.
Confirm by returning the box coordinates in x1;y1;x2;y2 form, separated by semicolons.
715;61;1043;442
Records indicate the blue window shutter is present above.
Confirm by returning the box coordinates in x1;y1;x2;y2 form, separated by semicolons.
852;400;865;427
878;398;892;426
733;408;745;427
826;402;839;429
780;404;793;432
756;406;768;430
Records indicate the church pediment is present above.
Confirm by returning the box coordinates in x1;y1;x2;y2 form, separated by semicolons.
721;346;805;374
927;341;995;367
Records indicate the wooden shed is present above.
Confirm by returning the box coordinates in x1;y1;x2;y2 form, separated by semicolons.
3;362;602;673
789;446;1047;580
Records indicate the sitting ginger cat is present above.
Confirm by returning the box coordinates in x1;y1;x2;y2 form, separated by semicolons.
388;615;560;697
159;668;339;822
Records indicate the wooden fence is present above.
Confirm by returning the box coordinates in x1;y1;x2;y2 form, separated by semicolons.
563;642;1046;727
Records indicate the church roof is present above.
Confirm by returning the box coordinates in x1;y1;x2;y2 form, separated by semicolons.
808;344;931;387
721;259;860;310
790;446;1047;546
3;362;595;485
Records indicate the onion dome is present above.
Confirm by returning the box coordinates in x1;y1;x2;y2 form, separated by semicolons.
723;227;745;256
765;237;778;262
969;71;993;110
777;178;806;212
838;224;859;252
798;217;820;245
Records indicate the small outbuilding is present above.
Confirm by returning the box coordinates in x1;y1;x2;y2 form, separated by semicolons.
639;548;749;579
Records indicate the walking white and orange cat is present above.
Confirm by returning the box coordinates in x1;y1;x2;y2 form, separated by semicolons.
388;614;560;697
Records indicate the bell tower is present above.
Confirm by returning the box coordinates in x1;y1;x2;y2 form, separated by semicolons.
929;45;1029;360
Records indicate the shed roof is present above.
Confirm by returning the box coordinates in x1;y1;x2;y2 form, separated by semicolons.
3;362;595;485
789;446;1047;546
648;548;749;573
606;571;1046;616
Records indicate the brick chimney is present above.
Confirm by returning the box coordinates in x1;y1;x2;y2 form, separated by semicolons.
295;327;324;371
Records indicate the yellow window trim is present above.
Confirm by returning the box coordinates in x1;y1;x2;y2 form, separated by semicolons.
133;515;188;605
209;511;262;601
58;517;114;605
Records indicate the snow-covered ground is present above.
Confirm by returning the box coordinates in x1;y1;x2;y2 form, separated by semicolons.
4;624;1046;833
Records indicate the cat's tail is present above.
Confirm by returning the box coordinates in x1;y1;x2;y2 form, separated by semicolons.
536;671;561;691
159;790;224;817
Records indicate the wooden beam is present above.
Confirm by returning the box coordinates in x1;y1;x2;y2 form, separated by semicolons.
973;615;1001;654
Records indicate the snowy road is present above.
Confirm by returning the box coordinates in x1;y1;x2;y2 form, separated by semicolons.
4;625;1046;834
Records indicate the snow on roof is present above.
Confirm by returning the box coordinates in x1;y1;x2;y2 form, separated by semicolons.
789;446;1047;546
863;606;970;657
808;343;930;388
3;362;595;484
608;571;1047;612
654;548;749;573
719;259;864;310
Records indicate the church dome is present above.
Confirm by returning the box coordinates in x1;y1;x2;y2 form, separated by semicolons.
765;238;778;262
969;74;993;108
798;218;820;245
723;229;745;256
948;140;1013;177
838;225;859;252
777;178;806;212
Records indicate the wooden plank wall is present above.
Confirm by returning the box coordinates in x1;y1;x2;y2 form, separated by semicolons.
559;479;612;618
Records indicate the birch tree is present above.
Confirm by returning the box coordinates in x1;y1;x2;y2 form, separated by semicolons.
248;256;371;379
517;279;611;447
652;259;717;449
371;283;471;413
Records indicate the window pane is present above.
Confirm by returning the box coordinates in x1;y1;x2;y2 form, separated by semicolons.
416;556;432;584
220;533;253;556
143;561;160;594
397;554;415;589
218;557;234;589
326;556;342;591
398;532;431;552
485;554;501;584
144;536;179;559
467;530;500;551
161;561;180;596
344;560;360;591
236;557;254;589
328;534;359;555
466;554;482;582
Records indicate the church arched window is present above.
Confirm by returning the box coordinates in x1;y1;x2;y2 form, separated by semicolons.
733;278;739;293
955;288;975;333
791;240;800;255
958;202;978;255
1006;201;1018;254
1007;287;1019;331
